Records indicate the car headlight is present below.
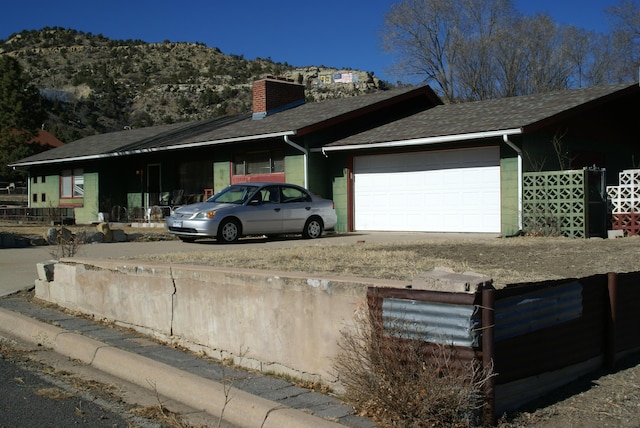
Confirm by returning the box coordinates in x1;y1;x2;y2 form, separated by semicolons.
194;210;216;219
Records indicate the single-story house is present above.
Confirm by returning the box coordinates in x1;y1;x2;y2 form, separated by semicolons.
9;78;640;236
322;82;640;236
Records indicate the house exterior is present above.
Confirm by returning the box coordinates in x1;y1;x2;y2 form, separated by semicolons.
10;77;441;228
323;82;640;236
10;79;640;236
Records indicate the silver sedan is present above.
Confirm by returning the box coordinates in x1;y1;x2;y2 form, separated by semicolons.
166;182;337;243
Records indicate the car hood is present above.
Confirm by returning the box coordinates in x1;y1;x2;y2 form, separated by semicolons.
173;202;234;216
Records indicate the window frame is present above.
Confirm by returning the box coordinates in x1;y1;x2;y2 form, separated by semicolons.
60;168;84;199
233;150;285;176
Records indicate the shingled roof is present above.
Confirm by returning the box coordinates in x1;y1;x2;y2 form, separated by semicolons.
10;85;437;167
324;82;638;151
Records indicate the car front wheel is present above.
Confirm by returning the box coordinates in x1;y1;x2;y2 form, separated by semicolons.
218;219;240;243
303;217;323;239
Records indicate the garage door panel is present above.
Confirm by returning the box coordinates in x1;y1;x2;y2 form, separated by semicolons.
354;147;500;233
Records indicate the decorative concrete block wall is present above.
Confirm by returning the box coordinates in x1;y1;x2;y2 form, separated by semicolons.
607;169;640;236
523;170;587;238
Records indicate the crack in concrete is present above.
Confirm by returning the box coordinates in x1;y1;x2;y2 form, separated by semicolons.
169;264;176;336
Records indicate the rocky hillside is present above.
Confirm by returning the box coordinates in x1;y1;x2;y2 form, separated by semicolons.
0;27;389;143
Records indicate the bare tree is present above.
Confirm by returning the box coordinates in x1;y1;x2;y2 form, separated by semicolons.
582;31;628;86
518;14;572;94
454;0;514;101
492;14;529;97
383;0;638;102
560;26;594;88
605;0;640;83
383;0;462;101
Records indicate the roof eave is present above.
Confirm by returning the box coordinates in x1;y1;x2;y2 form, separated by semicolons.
10;130;298;168
522;83;640;133
322;128;523;152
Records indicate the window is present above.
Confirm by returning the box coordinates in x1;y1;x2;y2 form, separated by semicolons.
259;185;280;203
32;193;37;203
233;150;284;176
281;186;311;203
33;176;38;184
41;176;46;183
41;193;46;202
178;161;213;194
61;169;84;198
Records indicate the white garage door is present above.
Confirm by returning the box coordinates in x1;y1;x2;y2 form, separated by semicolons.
354;147;500;233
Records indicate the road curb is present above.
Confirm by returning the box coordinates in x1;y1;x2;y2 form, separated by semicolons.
0;307;342;427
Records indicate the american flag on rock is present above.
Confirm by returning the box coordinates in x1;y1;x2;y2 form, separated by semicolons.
333;72;354;83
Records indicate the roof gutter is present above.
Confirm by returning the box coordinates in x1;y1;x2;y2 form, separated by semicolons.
283;135;308;188
9;130;299;168
321;128;523;153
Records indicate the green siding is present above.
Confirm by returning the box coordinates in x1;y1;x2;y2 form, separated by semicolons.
500;156;520;236
30;174;60;208
284;154;305;187
74;172;99;224
30;172;99;224
306;152;333;198
332;168;349;232
213;161;230;193
127;193;142;211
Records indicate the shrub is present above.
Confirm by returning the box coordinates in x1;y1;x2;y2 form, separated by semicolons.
334;306;493;427
49;227;82;258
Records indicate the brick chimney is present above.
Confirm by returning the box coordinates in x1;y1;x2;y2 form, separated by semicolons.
252;76;305;119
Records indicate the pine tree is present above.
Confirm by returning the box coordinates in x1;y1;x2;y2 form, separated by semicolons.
0;56;47;180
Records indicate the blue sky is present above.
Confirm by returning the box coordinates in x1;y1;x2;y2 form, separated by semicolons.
0;0;622;83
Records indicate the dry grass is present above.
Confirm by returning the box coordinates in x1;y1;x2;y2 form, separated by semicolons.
138;236;640;287
3;221;639;286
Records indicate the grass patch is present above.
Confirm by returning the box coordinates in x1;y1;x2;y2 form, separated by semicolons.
136;236;640;287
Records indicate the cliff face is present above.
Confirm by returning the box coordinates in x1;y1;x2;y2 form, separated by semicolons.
1;28;388;143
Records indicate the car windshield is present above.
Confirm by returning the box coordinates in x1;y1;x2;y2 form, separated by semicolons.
208;185;259;204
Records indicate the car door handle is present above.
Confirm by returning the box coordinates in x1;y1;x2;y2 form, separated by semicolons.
274;208;281;212
305;206;311;210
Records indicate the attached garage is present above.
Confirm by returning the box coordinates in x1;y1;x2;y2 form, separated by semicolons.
353;146;501;233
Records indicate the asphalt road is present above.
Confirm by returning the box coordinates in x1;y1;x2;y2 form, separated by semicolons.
0;328;235;428
0;354;138;428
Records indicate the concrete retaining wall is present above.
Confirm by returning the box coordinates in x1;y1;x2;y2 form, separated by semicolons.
35;258;408;385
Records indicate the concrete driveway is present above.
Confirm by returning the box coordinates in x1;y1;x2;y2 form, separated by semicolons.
0;231;497;297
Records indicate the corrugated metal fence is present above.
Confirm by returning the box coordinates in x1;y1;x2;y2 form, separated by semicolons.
368;270;640;425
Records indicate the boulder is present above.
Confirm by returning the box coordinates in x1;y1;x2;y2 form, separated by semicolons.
45;227;75;246
0;232;15;248
29;236;48;246
58;227;74;244
96;222;113;242
84;231;104;244
112;229;128;242
45;228;58;244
